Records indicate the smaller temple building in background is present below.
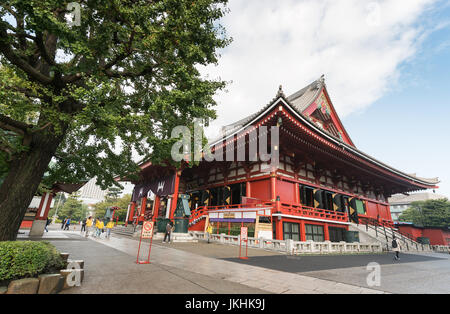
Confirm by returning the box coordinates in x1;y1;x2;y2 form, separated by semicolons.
123;76;439;243
396;222;450;246
389;192;447;222
20;182;86;236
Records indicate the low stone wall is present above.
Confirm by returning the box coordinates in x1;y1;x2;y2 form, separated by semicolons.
189;232;383;255
0;253;84;294
432;245;450;254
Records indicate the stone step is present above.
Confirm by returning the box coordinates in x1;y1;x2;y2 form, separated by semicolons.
111;230;135;236
153;232;198;243
350;223;432;252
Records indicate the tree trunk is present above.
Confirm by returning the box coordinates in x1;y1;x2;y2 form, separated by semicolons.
0;131;65;241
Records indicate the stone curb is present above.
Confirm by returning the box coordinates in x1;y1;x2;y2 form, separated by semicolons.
2;252;85;294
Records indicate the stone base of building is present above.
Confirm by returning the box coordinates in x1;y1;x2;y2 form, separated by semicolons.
153;232;198;243
29;220;46;237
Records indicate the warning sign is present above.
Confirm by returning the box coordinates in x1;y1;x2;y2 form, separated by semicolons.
240;227;248;240
141;221;154;239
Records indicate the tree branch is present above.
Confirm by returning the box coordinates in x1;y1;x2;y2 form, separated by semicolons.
0;114;33;135
0;27;53;85
34;32;57;67
62;29;137;84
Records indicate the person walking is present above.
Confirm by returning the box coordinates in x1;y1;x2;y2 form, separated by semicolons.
392;236;401;260
60;218;66;229
206;223;213;243
163;221;173;243
105;219;114;239
85;216;93;237
92;218;98;237
45;217;51;232
81;218;87;233
96;219;104;238
64;217;71;230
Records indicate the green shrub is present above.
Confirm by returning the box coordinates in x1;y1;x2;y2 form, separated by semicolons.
0;241;65;283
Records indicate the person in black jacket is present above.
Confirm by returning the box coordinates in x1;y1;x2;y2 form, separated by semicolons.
81;218;87;233
163;221;174;243
45;218;51;232
392;236;401;261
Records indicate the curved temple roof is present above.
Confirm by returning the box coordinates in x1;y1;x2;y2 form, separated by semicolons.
209;76;439;188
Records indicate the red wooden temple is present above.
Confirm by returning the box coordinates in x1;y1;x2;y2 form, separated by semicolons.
124;76;439;242
20;182;86;235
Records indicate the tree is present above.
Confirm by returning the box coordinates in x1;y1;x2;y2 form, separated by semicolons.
57;193;85;221
106;187;122;201
399;199;450;228
93;193;131;220
0;1;230;240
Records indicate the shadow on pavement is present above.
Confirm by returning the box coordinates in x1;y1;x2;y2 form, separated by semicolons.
222;253;446;273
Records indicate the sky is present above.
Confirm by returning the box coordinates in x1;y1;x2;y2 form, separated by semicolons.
200;0;450;198
3;1;449;198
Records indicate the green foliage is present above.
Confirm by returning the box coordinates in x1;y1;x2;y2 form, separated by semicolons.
0;0;230;191
399;199;450;228
106;187;122;201
0;241;65;282
93;193;131;220
57;192;87;220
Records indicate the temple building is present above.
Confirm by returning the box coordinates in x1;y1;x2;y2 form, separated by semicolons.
124;76;439;242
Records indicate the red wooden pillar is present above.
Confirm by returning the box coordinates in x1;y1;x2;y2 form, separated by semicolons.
275;217;283;240
140;197;147;221
35;192;54;220
128;202;136;224
35;194;47;220
246;181;251;198
152;195;161;222
300;220;306;241
169;170;180;221
294;183;300;204
324;223;330;241
275;197;283;240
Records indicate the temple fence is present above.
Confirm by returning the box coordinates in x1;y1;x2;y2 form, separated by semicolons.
188;231;449;255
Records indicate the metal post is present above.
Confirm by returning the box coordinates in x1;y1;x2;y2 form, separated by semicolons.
383;225;388;243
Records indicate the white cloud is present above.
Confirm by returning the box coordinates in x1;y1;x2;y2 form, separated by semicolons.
202;0;438;138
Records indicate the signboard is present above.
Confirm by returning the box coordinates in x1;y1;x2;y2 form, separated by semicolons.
223;212;235;219
240;227;248;240
239;227;249;260
141;221;154;239
137;221;154;264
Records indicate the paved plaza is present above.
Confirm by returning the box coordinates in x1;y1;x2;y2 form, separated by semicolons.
18;224;450;294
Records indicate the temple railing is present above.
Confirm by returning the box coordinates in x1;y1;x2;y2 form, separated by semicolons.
358;216;418;246
189;232;384;254
189;201;349;225
277;202;348;223
189;202;273;225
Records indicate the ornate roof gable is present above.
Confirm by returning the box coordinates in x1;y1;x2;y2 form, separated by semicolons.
288;75;355;147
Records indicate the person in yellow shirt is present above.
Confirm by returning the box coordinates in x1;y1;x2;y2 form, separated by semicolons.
85;216;93;238
95;218;104;238
105;219;115;239
206;223;213;243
